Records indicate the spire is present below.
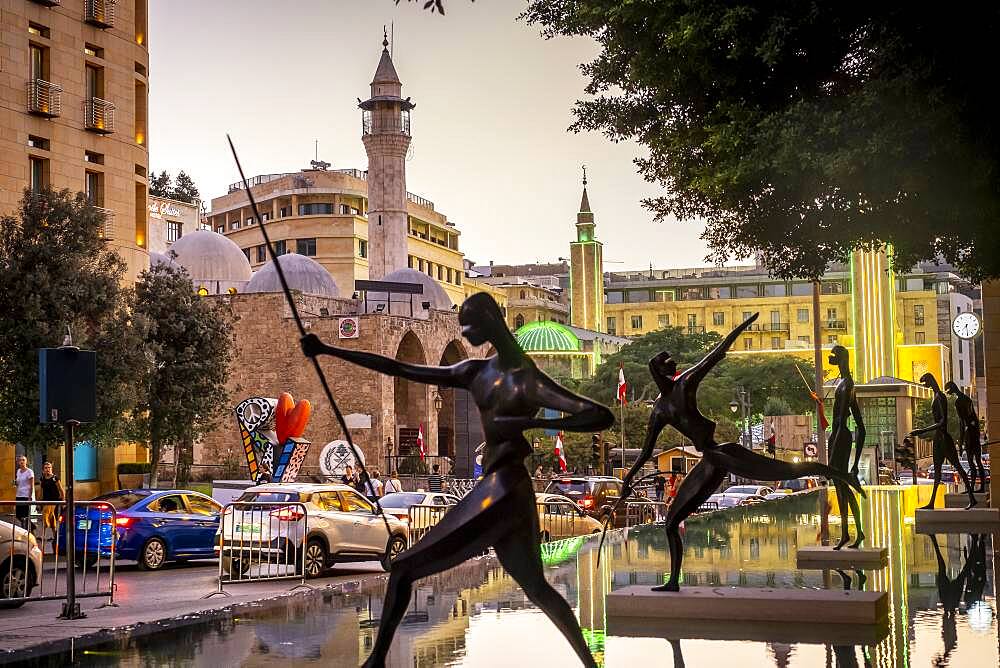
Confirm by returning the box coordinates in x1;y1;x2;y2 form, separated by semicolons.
372;28;401;87
579;164;591;213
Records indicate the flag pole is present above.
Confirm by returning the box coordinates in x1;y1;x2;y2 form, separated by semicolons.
620;397;625;472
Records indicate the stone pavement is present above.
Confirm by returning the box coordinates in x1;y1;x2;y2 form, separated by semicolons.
0;559;386;662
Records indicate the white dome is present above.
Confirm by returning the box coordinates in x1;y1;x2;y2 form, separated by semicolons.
367;268;452;316
149;251;179;270
169;230;252;290
247;253;339;297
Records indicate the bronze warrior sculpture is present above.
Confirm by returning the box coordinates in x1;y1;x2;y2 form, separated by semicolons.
302;293;613;668
945;381;987;493
827;345;866;549
909;373;976;509
620;313;865;591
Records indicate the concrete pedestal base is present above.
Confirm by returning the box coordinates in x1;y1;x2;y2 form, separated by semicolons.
944;492;989;508
796;546;887;570
915;507;1000;533
606;585;888;625
607;617;890;646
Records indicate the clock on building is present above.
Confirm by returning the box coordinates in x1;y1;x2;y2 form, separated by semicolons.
952;312;981;340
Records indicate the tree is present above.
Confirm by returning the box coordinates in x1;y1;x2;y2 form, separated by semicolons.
149;171;172;199
0;189;141;453
761;397;794;417
134;261;234;486
522;3;1000;280
172;171;200;204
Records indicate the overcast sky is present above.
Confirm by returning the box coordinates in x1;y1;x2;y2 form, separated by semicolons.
149;0;715;270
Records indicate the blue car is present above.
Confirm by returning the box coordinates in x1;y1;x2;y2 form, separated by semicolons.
62;490;222;570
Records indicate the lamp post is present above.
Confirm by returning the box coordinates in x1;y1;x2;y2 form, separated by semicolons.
729;386;750;449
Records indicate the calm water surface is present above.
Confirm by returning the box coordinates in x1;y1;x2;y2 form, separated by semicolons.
32;488;1000;667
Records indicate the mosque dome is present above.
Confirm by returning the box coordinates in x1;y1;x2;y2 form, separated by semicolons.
247;253;339;297
515;321;581;352
376;268;452;311
169;230;252;286
149;251;179;270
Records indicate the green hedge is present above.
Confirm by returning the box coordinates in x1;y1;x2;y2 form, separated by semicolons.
117;462;151;475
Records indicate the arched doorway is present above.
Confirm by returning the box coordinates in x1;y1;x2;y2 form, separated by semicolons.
437;341;466;462
394;331;427;469
439;340;484;478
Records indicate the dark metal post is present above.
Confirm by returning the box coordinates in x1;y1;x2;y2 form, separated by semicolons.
812;281;828;464
60;419;84;619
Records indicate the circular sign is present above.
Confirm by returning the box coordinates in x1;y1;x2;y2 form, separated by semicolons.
319;440;365;477
804;443;818;458
952;312;981;340
339;317;359;339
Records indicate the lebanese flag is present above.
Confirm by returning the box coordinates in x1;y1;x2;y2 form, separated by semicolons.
767;420;776;451
417;424;425;461
810;391;830;431
555;433;567;472
617;363;627;404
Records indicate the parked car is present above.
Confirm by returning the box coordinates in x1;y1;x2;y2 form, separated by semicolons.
776;477;821;493
0;520;42;608
764;492;792;501
535;493;603;541
378;492;461;522
739;495;767;506
543;476;623;523
723;485;774;499
218;483;408;578
705;493;742;509
62;490;222;570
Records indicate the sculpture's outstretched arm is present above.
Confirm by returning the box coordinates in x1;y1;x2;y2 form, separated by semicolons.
681;312;759;385
495;374;614;433
910;403;946;437
301;333;478;388
850;397;866;472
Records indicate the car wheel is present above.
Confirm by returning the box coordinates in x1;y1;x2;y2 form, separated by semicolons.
302;539;327;579
0;557;33;607
139;538;167;571
381;535;406;572
222;556;251;577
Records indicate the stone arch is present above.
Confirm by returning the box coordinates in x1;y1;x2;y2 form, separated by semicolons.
514;313;525;330
394;330;427;464
435;340;468;463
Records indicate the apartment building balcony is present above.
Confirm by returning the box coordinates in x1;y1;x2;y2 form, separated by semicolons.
84;0;116;28
84;97;115;134
27;79;62;117
95;207;114;240
825;320;847;330
762;322;790;332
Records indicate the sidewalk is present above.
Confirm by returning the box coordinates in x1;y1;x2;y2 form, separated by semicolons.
0;560;386;662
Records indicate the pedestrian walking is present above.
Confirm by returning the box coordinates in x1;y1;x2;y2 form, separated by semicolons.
366;470;384;501
13;456;34;530
427;464;443;493
384;471;403;494
654;474;666;502
38;461;63;551
667;473;679;505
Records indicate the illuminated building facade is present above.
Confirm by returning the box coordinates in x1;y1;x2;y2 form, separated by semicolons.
570;175;604;333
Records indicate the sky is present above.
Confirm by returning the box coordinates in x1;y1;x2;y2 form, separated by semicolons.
149;0;714;271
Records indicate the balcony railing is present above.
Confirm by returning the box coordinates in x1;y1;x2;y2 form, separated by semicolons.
94;207;114;240
762;322;790;332
27;79;62;117
406;192;434;211
84;0;116;28
825;320;847;330
362;110;411;137
84;97;115;134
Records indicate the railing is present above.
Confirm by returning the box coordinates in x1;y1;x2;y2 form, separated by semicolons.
362;112;411;137
825;320;847;330
335;168;367;181
406;504;449;548
762;322;790;332
623;501;669;528
84;0;116;28
0;500;116;613
383;455;452;478
94;206;115;239
537;500;596;542
27;79;62;117
209;501;310;597
406;192;435;211
227;172;292;193
84;97;115;134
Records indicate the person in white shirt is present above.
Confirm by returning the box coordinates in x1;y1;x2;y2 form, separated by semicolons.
366;470;384;500
383;471;403;494
14;456;34;529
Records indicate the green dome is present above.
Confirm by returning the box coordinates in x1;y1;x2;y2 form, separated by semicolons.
515;321;581;352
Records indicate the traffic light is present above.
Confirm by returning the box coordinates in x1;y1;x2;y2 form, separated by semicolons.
591;433;601;465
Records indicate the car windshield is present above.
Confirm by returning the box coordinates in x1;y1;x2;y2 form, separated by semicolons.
779;479;807;490
547;480;588;496
93;491;152;510
726;486;759;495
237;491;300;503
379;493;427;507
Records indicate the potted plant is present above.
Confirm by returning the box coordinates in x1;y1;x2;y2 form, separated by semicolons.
117;462;151;490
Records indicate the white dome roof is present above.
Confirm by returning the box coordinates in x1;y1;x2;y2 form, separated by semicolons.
149;251;179;270
169;230;252;284
247;253;339;297
374;268;452;311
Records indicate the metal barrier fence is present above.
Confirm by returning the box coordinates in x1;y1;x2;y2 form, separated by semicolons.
406;504;449;548
208;501;310;598
623;501;669;528
0;500;116;613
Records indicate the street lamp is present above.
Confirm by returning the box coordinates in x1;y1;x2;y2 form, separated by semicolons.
729;400;739;414
732;387;750;449
432;390;443;413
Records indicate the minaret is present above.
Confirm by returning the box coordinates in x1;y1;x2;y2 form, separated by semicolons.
360;31;414;280
570;166;604;332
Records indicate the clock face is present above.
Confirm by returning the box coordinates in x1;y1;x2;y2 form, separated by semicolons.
952;312;981;340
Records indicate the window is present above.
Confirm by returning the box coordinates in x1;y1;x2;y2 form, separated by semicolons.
279;206;289;217
708;287;731;299
229;219;239;230
631;315;643;330
85;170;103;206
654;290;675;302
256;246;266;263
147;495;187;514
340;491;374;513
215;225;224;234
770;310;781;326
28;23;51;39
312;491;344;512
915;331;925;344
358;239;368;258
28;135;49;150
274;239;287;256
135;182;147;247
658;314;670;328
245;217;253;227
680;287;705;301
606;291;624;304
736;285;758;298
687;314;697;328
627;290;651;303
763;284;786;297
29;156;48;192
136;0;148;46
186;495;221;516
134;80;147;145
135;61;146;76
607;317;616;335
296;238;316;256
822;281;845;295
798;335;810;344
448;268;454;283
797;308;809;323
455;273;461;286
417;258;424;271
959;359;965;380
514;314;525;329
134;163;145;176
86;63;104;99
30;43;48;80
790;283;812;296
85;150;104;164
242;248;250;262
520;290;526;300
904;277;924;291
298;202;334;216
827;308;838;321
771;337;781;349
828;335;838;344
167;220;181;243
744;338;753;350
437;265;443;280
713;312;725;326
427;262;434;277
914;305;925;326
742;311;753;322
958;339;963;353
261;212;270;222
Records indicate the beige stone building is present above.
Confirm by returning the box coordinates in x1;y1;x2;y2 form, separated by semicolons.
146;194;201;257
499;282;569;330
1;0;150;284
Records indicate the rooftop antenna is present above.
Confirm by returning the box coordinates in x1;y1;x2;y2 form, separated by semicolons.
391;22;394;58
314;139;318;162
582;164;587;187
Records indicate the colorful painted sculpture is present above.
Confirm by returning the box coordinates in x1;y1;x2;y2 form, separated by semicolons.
234;392;312;484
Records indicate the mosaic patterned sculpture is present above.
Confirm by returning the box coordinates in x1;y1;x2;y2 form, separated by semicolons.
909;373;976;509
828;345;866;549
945;381;987;493
619;313;865;592
234;392;312;484
302;292;613;668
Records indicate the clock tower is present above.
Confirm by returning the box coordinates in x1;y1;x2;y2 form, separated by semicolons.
569;168;604;333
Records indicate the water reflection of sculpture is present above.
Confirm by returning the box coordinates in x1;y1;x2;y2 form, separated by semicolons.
827;346;866;549
302;293;613;667
928;533;977;665
908;373;976;509
620;313;865;591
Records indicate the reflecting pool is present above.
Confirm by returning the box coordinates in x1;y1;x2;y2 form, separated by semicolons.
26;487;1000;666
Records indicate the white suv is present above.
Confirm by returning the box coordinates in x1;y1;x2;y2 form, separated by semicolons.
216;483;408;578
0;519;43;608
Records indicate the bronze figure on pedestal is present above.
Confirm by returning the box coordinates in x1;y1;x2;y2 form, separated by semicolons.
945;381;987;493
909;373;976;509
827;345;866;549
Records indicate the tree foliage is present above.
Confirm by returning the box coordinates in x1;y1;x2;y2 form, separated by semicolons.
522;2;1000;280
149;170;200;204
